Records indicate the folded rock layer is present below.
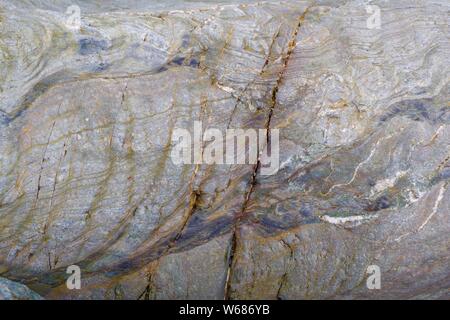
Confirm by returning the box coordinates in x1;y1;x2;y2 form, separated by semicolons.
0;0;448;299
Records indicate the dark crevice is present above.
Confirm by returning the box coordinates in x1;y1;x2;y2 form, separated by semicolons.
223;8;308;300
224;161;260;300
226;26;282;129
135;189;202;300
277;239;294;299
136;100;209;299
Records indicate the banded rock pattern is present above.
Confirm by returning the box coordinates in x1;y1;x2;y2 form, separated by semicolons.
0;277;42;300
0;0;449;299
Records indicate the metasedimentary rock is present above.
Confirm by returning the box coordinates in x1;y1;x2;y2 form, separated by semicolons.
0;277;43;300
0;0;448;299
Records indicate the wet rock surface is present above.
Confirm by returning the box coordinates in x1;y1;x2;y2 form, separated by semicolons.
0;0;449;299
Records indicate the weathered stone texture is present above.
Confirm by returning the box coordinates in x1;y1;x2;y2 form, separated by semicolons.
0;0;448;299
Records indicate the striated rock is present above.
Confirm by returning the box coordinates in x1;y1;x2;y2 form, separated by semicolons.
0;277;43;300
0;0;449;299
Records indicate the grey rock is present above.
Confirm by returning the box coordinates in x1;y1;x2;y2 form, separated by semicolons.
0;0;448;299
0;277;43;300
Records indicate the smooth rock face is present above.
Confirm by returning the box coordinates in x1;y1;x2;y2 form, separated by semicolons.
0;277;43;300
0;0;449;299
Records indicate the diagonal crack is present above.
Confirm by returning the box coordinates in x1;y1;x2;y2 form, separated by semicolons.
137;96;211;299
224;8;309;300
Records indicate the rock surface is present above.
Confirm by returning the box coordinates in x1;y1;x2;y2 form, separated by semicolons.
0;277;43;299
0;0;449;299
